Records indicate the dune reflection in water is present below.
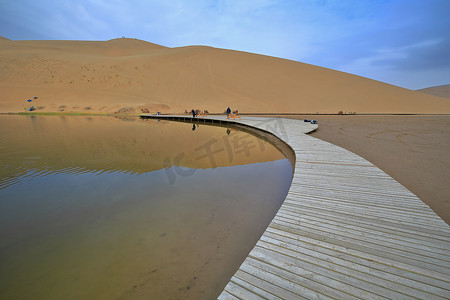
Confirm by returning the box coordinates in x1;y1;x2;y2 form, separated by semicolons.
0;115;293;300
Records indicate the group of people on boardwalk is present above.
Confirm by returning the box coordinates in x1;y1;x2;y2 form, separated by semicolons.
226;107;240;119
185;109;209;117
184;107;238;118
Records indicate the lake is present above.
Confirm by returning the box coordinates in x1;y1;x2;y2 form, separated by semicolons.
0;115;293;299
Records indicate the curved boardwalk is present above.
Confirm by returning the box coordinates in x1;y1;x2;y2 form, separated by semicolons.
141;115;450;299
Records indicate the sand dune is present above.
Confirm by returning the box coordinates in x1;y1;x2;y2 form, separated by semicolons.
417;84;450;99
1;37;449;114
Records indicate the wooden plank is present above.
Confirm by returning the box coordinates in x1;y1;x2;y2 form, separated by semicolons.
275;211;450;258
277;208;450;250
141;116;450;299
269;219;450;276
282;196;450;233
258;235;449;299
264;228;450;292
228;276;282;300
233;269;307;300
243;257;361;300
222;281;259;300
217;290;241;300
247;246;388;299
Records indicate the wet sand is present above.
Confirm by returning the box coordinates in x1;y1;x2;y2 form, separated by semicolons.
274;115;449;225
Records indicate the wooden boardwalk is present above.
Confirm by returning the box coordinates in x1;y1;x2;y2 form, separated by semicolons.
141;115;450;299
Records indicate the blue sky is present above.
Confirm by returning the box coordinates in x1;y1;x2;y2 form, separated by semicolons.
1;0;449;89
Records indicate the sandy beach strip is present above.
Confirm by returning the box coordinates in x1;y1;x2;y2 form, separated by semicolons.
273;114;450;225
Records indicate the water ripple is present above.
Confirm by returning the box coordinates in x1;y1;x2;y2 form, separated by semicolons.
0;166;112;190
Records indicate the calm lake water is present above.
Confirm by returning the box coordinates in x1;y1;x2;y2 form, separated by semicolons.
0;115;293;299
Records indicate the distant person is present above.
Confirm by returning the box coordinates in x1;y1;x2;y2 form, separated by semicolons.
191;109;196;118
192;124;196;131
226;107;231;118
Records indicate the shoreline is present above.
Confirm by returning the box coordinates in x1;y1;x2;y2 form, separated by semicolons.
184;115;450;299
2;112;448;224
274;114;450;225
2;111;450;116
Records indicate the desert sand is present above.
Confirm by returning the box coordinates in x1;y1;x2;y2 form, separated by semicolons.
417;84;450;99
1;37;450;114
1;37;449;222
297;115;449;225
